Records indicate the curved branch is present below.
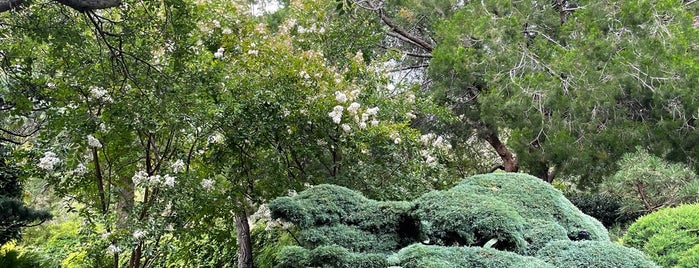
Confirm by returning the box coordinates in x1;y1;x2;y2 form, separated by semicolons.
57;0;121;12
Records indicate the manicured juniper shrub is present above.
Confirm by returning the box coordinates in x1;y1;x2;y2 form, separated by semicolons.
536;240;659;268
623;203;699;267
413;173;609;255
393;244;554;268
268;173;657;267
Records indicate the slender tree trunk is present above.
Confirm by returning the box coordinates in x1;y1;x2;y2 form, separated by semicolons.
236;209;253;268
482;131;518;172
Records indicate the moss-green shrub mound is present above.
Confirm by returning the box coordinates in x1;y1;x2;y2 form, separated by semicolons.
536;240;659;268
268;173;654;267
623;203;699;267
413;173;608;254
393;244;554;268
268;184;419;254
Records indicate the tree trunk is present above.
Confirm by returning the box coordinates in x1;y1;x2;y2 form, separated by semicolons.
0;0;22;12
235;210;253;268
482;131;518;172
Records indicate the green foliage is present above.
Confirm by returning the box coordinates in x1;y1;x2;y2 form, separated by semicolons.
0;242;50;268
566;192;641;227
267;173;651;266
0;145;51;245
414;173;608;255
393;244;554;268
536;240;659;268
623;204;699;267
605;147;699;215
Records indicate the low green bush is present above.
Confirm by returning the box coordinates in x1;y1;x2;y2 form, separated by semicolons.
267;173;657;267
623;203;699;267
393;243;554;268
536;240;659;268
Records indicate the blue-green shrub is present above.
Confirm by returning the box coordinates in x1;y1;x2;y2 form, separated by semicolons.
268;173;657;267
536;240;659;268
393;244;554;268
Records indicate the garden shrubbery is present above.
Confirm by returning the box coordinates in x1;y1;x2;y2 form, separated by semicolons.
268;173;658;267
623;203;699;268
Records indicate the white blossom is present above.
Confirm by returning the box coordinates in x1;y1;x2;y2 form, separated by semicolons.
341;124;351;133
133;230;147;240
38;151;60;171
370;119;379;126
328;105;344;124
89;86;113;103
161;201;173;217
335;91;347;103
106;245;121;254
366;107;379;116
214;47;225;58
394;137;402;144
222;28;232;34
358;122;367;130
47;82;56;89
248;49;258;56
148;175;162;185
163;174;176;188
201;179;215;191
347;102;361;115
101;231;111;240
406;112;417;120
73;163;88;176
132;170;148;185
87;135;102;148
299;70;311;80
212;19;220;28
165;224;175;232
171;159;185;173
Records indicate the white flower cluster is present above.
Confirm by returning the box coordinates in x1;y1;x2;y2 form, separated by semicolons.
421;150;437;166
38;151;60;171
89;86;113;103
297;24;325;34
250;205;294;231
133;230;147;240
328;105;344;124
87;135;102;148
72;163;88;176
201;179;214;191
327;90;379;130
106;244;121;254
171;159;185;173
214;47;225;59
390;132;402;144
132;171;176;188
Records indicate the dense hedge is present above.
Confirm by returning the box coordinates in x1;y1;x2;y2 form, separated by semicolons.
623;204;699;267
536;240;659;268
268;173;658;267
393;244;554;268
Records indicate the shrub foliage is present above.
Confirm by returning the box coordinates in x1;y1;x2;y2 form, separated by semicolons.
268;173;658;267
623;203;699;267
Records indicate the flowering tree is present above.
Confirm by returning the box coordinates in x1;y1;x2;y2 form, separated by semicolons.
2;0;459;266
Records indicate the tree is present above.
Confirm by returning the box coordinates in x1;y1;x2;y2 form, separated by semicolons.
345;0;699;186
2;0;455;267
0;144;51;245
